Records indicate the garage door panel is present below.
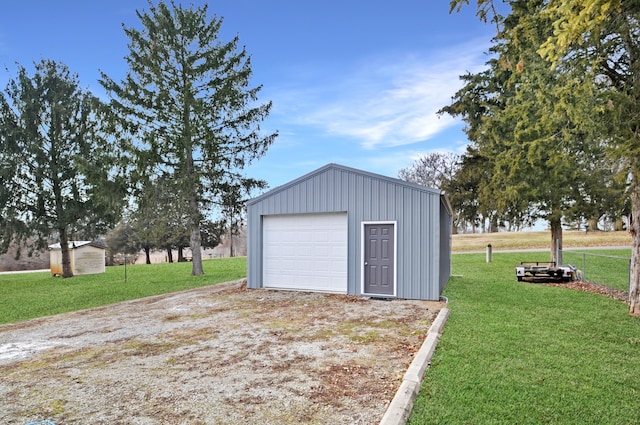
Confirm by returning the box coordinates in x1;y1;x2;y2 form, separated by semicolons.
263;213;347;293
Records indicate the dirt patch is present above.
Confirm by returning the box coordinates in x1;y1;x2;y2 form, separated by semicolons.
0;280;442;424
545;280;629;302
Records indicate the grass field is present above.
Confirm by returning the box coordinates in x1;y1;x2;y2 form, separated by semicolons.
454;230;633;290
453;230;631;252
0;257;246;325
408;251;640;425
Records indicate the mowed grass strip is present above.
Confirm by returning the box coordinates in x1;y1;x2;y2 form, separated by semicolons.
409;251;640;425
0;257;246;325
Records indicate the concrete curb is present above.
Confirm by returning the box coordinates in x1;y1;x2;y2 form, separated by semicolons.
379;307;450;425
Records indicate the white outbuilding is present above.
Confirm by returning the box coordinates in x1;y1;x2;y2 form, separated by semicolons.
49;241;106;276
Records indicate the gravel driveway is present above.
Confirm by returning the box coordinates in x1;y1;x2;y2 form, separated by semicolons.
0;280;442;425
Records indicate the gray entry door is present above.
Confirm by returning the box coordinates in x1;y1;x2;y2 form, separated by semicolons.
364;223;395;296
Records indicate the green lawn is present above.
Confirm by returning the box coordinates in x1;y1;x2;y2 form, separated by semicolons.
409;251;640;425
0;257;246;325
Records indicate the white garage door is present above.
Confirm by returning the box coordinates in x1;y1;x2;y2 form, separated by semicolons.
263;213;348;292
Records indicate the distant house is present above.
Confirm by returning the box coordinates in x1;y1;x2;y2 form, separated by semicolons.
246;163;452;301
49;241;106;276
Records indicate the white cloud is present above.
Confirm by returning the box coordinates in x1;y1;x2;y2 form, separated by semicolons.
270;39;490;150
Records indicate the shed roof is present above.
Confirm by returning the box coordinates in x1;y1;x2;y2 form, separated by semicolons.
48;241;106;250
248;163;443;206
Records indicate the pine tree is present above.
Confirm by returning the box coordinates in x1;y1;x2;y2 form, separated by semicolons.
101;1;276;275
450;0;640;314
0;60;124;277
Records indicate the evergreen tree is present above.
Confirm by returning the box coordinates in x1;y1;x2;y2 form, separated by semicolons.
101;1;276;276
445;0;621;265
450;0;640;314
0;60;124;277
539;0;640;315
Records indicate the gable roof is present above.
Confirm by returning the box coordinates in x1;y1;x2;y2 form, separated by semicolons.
48;241;106;250
248;163;443;206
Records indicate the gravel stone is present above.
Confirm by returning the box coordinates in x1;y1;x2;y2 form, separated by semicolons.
0;280;442;424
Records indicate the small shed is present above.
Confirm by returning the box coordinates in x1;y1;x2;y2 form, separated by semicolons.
49;241;106;276
246;163;452;301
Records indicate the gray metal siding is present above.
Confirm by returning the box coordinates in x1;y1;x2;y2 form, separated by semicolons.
439;197;453;294
247;164;450;300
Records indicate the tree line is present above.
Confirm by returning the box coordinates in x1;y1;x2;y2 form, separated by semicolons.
0;1;276;278
400;0;640;315
400;151;628;235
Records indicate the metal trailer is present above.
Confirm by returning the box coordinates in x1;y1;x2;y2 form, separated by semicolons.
515;261;577;282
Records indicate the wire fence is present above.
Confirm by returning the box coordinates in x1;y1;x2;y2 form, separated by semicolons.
563;250;631;295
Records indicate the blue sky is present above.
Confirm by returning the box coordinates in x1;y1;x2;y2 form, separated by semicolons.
0;1;494;190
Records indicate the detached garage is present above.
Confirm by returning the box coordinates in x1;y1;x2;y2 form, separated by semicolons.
247;163;452;301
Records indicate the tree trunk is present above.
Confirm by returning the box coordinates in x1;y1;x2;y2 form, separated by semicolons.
166;247;174;263
628;167;640;315
182;97;204;275
106;249;115;267
186;152;203;274
178;246;185;262
587;217;600;232
59;228;73;278
550;216;563;266
489;215;499;233
145;246;151;264
190;226;203;275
